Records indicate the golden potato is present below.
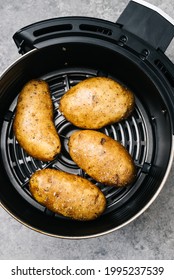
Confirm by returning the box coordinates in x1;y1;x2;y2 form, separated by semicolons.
13;79;61;161
59;77;135;129
29;168;106;221
69;130;136;187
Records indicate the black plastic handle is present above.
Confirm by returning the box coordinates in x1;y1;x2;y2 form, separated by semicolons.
13;18;75;54
13;16;118;54
116;0;174;52
13;0;174;54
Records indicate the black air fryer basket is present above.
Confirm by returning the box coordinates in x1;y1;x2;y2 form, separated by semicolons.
0;0;174;238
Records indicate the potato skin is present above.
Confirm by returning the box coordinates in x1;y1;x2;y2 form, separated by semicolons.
69;130;136;187
13;80;61;161
59;77;135;129
29;169;106;221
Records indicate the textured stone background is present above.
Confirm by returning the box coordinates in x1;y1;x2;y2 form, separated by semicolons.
0;0;174;259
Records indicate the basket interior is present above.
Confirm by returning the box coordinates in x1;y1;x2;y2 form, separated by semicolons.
0;43;172;238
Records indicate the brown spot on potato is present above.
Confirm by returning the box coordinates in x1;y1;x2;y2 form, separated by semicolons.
100;138;106;145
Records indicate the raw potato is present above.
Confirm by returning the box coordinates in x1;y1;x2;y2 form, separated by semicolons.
59;77;135;129
29;169;106;221
13;80;61;161
69;130;136;187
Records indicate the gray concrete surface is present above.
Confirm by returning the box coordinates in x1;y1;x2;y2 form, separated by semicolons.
0;0;174;260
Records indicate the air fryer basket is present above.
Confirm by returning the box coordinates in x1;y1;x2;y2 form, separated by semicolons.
0;0;174;238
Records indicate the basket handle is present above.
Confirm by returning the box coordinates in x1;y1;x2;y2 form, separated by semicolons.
116;0;174;52
13;0;174;54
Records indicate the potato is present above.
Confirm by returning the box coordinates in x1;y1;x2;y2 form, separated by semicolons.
13;79;61;161
29;168;106;221
69;130;136;187
59;77;135;129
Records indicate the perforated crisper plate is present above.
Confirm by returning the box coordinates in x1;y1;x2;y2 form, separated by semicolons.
0;68;154;217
